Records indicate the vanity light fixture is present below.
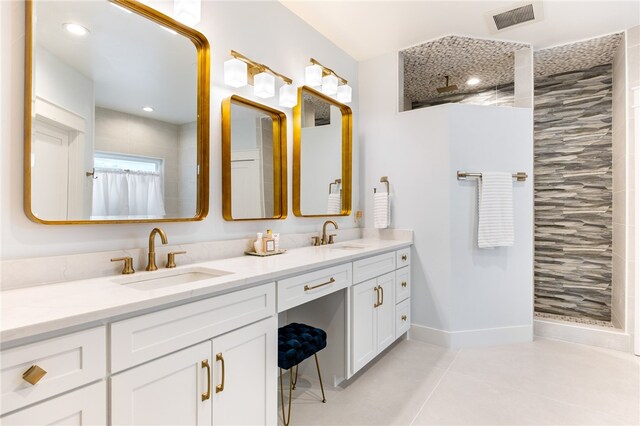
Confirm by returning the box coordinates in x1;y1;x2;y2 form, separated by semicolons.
174;0;201;27
224;50;295;105
142;106;154;112
307;58;352;103
467;77;481;86
63;23;89;36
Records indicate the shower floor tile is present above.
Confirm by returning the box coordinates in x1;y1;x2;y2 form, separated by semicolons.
535;311;615;328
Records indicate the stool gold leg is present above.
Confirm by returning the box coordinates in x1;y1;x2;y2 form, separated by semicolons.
280;368;294;426
314;353;326;403
292;364;299;390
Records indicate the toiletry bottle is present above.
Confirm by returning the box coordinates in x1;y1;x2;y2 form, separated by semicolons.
263;229;276;253
273;233;280;251
254;232;263;254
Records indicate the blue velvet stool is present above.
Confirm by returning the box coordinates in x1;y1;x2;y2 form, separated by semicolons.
278;323;327;425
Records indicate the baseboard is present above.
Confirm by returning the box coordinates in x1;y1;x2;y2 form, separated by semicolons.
534;319;631;353
409;323;533;348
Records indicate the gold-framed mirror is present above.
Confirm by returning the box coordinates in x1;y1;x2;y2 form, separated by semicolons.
293;86;352;217
24;0;210;224
222;96;287;221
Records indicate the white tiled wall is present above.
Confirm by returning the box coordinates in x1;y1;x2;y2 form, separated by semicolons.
514;47;533;108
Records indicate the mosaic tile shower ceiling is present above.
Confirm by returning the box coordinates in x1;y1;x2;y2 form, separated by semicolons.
534;64;613;322
401;35;528;106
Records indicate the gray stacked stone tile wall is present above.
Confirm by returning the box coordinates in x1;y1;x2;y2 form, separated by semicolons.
534;63;613;322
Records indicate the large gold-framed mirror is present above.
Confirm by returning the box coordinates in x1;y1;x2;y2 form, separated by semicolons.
293;86;352;217
222;96;287;221
24;0;210;224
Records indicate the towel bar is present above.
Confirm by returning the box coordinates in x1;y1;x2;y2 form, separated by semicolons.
374;176;390;193
457;171;527;182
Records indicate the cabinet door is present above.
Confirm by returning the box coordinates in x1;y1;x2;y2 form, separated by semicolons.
212;317;277;426
376;272;396;353
351;279;378;374
110;342;212;426
0;381;106;426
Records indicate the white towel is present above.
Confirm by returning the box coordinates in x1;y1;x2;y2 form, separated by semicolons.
478;172;514;248
374;192;390;229
327;193;341;214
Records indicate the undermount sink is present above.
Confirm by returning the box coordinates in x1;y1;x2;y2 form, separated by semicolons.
328;243;370;250
114;267;233;291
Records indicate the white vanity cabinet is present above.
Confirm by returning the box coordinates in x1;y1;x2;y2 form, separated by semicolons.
351;249;411;375
111;317;276;426
110;283;277;426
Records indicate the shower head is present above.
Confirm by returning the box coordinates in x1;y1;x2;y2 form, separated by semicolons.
437;75;459;93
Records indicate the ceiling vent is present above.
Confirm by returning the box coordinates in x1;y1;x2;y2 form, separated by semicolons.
485;1;543;33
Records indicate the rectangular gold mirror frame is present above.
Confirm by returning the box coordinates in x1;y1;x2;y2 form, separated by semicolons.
293;86;352;217
23;0;210;224
221;95;288;221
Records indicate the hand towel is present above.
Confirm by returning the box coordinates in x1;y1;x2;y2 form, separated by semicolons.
478;172;514;248
374;192;390;229
327;193;341;214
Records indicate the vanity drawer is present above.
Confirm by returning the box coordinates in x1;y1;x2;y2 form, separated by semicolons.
395;266;411;303
395;298;411;338
278;264;352;312
1;326;106;415
353;252;396;284
110;282;275;373
396;248;411;268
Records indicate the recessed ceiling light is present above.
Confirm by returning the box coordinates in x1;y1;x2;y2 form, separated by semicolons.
63;23;89;36
110;3;132;14
467;77;481;86
142;106;154;112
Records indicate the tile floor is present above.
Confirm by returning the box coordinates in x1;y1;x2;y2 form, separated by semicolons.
282;338;640;425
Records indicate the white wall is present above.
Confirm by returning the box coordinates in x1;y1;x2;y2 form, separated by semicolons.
0;1;359;260
360;52;533;347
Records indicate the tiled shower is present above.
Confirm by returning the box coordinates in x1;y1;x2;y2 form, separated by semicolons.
533;33;625;327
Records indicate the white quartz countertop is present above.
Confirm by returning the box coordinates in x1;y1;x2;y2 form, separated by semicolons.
0;237;411;344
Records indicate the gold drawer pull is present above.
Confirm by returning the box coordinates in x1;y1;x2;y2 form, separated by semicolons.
401;254;407;262
401;281;407;288
23;365;47;385
304;277;336;291
216;353;225;393
401;315;407;321
201;359;211;401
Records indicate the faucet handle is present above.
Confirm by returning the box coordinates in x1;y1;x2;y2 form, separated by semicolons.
311;236;321;246
111;257;135;274
166;251;187;268
328;234;337;245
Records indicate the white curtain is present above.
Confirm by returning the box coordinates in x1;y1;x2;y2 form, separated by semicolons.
91;168;165;219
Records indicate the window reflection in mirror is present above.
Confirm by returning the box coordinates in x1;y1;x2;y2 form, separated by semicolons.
25;0;210;223
293;87;352;217
222;96;287;221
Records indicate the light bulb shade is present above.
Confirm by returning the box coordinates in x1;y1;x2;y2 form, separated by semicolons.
321;75;338;96
305;64;323;87
254;72;275;98
224;58;247;88
174;0;201;26
337;84;352;103
279;84;297;108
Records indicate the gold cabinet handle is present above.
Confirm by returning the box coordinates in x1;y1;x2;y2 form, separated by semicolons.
401;315;407;321
201;359;211;401
373;286;380;308
304;277;335;291
401;281;407;288
23;365;47;385
379;285;384;306
401;254;407;262
215;353;225;393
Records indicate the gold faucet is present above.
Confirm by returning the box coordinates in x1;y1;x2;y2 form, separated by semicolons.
146;227;168;271
321;220;338;245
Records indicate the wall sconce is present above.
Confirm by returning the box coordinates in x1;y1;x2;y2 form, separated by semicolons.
305;58;352;103
223;50;296;107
